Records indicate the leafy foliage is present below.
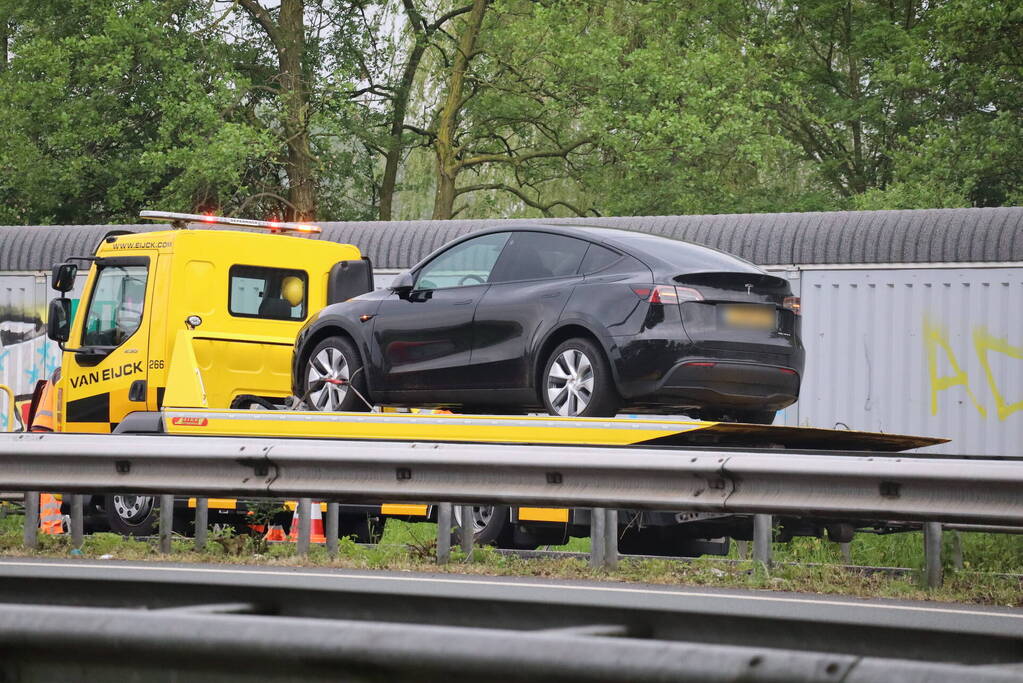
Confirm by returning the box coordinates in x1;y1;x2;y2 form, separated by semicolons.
0;0;1019;223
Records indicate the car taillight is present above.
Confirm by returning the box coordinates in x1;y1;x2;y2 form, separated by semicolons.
783;296;801;315
632;285;703;304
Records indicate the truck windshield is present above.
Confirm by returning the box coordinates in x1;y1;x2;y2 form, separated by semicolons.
81;265;148;347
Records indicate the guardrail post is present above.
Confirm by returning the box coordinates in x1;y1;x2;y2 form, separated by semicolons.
950;530;964;570
753;514;773;567
23;491;38;550
194;498;208;551
296;498;312;556
923;522;943;588
589;508;606;569
459;505;474;558
326;502;339;556
436;503;452;565
70;494;84;550
159;494;174;554
840;542;852;563
604;509;618;570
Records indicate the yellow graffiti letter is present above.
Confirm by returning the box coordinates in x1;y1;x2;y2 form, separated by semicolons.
923;318;986;417
973;327;1023;421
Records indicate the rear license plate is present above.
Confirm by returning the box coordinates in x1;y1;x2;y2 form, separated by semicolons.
721;305;776;330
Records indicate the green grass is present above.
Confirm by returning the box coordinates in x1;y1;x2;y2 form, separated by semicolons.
2;513;1020;606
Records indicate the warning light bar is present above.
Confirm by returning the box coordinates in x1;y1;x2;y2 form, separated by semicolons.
139;211;321;234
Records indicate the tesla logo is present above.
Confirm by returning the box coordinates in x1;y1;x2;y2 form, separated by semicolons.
745;283;753;296
171;417;208;427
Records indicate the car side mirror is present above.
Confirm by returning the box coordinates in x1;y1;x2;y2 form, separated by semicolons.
51;263;78;293
391;271;414;300
47;297;72;343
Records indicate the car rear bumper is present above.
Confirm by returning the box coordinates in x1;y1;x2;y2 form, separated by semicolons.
610;334;802;411
652;360;800;410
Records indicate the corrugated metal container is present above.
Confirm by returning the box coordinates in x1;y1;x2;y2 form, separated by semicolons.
2;209;1021;455
775;267;1023;456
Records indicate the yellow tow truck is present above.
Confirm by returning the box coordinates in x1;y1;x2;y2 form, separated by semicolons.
27;211;944;552
35;211;378;535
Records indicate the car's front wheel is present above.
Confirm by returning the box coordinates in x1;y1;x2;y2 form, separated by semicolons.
541;338;619;417
303;336;369;412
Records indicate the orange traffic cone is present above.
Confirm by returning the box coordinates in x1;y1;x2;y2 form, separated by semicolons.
39;494;64;535
288;502;327;544
263;524;287;542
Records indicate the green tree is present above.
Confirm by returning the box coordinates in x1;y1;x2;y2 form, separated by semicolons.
0;0;274;224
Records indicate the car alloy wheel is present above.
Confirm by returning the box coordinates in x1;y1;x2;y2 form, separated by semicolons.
307;346;351;411
546;348;594;416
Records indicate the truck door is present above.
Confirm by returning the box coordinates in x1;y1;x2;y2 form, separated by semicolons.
63;256;153;433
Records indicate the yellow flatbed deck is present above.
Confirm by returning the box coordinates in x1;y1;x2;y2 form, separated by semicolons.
161;408;945;452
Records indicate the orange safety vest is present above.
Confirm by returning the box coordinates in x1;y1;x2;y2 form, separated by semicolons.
39;493;64;535
29;381;56;433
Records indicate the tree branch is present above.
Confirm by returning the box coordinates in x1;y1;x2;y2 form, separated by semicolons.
458;137;593;170
237;0;281;49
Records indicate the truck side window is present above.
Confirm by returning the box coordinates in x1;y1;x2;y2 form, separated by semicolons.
229;265;308;321
81;265;149;347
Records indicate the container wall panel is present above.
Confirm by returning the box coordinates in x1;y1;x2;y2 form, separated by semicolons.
0;273;84;430
788;267;1022;455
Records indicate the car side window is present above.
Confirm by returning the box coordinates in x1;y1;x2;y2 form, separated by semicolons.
415;232;510;290
489;232;589;283
578;243;622;274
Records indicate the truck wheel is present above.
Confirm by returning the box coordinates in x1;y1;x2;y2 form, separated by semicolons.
304;336;369;412
542;338;619;417
105;494;157;536
340;514;384;543
453;505;510;546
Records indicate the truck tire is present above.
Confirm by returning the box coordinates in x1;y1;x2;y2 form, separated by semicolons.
105;494;158;536
304;336;369;412
340;514;384;543
541;338;620;417
453;505;511;546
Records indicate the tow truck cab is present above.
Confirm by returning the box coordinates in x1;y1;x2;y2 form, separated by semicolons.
44;214;372;433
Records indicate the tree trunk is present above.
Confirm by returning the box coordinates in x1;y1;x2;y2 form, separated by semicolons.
278;0;316;221
379;38;427;221
431;0;487;220
0;18;8;72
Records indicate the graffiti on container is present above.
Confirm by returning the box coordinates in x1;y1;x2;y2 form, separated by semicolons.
0;304;62;430
924;317;1022;420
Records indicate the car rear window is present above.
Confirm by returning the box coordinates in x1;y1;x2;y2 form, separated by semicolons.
579;244;621;274
490;232;589;282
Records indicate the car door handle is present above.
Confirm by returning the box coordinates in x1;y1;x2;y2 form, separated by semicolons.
453;299;474;306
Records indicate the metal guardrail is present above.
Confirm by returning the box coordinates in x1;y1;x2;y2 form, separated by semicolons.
1;432;1021;586
0;561;1021;682
2;433;1021;522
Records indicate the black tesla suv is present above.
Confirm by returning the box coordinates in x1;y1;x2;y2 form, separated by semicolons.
291;224;803;422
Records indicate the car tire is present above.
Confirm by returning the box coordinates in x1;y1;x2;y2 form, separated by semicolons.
304;336;369;412
453;505;510;546
105;494;158;536
542;338;619;417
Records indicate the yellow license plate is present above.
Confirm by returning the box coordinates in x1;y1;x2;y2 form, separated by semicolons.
722;305;776;329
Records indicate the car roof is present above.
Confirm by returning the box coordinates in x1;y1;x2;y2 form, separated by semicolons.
437;222;764;276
